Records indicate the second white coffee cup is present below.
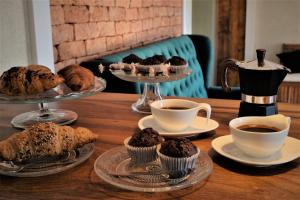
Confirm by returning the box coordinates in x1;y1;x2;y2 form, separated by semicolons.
150;99;211;132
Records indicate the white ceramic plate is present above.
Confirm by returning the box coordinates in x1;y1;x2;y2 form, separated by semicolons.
211;135;300;166
138;115;219;137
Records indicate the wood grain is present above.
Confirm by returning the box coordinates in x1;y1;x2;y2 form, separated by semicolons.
282;43;300;53
278;43;300;104
0;93;299;200
278;82;300;104
216;0;246;86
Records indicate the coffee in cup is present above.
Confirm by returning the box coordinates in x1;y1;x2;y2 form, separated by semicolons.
229;114;291;158
150;99;211;132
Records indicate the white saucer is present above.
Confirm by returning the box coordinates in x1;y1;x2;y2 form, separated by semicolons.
212;135;300;166
138;115;219;137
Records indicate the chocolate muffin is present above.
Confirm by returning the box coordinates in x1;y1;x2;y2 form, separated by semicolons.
124;128;164;164
141;55;167;65
167;56;187;66
157;138;200;177
160;138;197;158
122;54;143;64
129;128;163;147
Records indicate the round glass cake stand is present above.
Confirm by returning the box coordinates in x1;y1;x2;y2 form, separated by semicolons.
10;103;78;129
111;69;192;113
0;77;106;129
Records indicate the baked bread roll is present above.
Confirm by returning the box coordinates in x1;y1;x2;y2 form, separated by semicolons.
0;65;64;96
0;122;97;163
58;65;94;91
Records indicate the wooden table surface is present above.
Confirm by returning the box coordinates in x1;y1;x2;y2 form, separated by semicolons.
0;93;299;200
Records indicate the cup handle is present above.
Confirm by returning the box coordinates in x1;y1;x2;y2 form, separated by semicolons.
197;103;211;119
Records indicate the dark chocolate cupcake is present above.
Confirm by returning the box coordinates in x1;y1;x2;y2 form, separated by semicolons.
122;54;143;64
157;138;200;176
167;56;187;73
136;55;168;74
128;128;163;147
141;55;167;65
124;128;163;164
160;138;197;157
167;56;187;66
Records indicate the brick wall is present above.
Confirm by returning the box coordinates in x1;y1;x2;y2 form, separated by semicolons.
50;0;183;71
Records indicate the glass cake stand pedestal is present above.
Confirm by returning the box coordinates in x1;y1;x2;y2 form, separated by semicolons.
111;69;192;113
10;103;78;129
0;77;106;129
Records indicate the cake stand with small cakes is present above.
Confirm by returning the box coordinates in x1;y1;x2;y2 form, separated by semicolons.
0;64;106;129
107;54;192;113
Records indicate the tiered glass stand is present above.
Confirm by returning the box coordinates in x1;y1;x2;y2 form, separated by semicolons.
0;77;106;129
111;69;192;113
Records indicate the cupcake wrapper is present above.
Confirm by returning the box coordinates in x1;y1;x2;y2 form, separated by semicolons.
169;64;188;73
136;63;170;73
157;146;200;176
124;137;158;164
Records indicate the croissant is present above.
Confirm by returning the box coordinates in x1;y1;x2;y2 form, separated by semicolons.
58;65;94;91
0;65;64;96
27;64;52;74
0;122;97;163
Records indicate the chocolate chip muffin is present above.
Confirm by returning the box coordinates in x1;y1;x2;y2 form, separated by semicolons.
122;54;143;64
124;128;164;164
159;138;197;157
157;138;200;177
128;128;163;147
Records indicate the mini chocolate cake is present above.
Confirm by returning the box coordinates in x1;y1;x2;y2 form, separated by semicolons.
167;56;187;66
141;55;167;65
128;128;163;147
122;54;143;64
123;65;134;72
109;64;122;70
160;138;197;157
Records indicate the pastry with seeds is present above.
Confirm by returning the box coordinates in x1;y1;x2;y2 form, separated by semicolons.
0;122;97;163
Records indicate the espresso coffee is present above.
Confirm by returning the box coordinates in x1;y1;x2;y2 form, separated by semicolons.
237;124;280;132
162;106;190;110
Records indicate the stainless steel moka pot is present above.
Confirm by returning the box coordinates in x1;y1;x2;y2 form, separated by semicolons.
221;49;290;116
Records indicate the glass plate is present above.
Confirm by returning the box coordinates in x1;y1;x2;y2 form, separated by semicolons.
0;77;106;104
0;143;94;177
111;68;192;83
94;146;213;192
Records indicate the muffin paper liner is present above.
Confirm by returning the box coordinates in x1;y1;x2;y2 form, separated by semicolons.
124;137;158;164
169;64;188;73
157;145;200;176
135;63;170;69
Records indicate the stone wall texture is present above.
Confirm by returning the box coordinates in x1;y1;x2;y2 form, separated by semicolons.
50;0;183;71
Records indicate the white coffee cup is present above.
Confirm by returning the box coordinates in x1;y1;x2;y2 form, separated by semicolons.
150;99;211;132
229;114;291;158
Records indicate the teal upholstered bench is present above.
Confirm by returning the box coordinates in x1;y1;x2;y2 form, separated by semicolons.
81;35;240;99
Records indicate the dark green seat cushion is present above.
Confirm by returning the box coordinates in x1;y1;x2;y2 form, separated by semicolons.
101;35;208;98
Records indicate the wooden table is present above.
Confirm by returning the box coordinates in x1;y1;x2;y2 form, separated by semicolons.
0;93;299;200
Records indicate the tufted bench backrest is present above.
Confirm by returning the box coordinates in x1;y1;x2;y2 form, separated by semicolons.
101;35;208;98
